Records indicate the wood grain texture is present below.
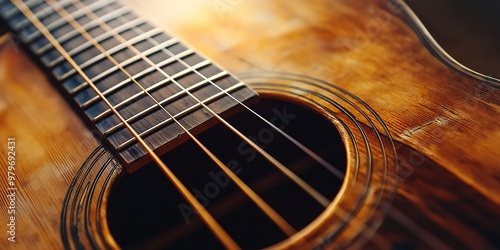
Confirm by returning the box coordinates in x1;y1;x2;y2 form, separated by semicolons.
0;40;97;249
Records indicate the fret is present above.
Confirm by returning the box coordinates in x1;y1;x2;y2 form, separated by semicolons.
123;15;247;100
96;71;229;131
120;38;181;66
94;70;131;93
60;27;163;79
81;52;203;110
84;58;117;79
22;0;42;8
14;0;73;34
102;81;143;107
37;7;131;55
4;9;28;31
73;85;99;107
112;85;229;151
1;0;41;25
91;70;230;141
63;44;101;69
16;2;54;40
105;72;236;143
196;63;225;80
211;72;241;89
54;17;145;67
92;66;221;126
84;83;142;120
119;14;237;99
40;45;61;66
50;19;152;73
107;104;189;149
29;36;52;54
70;39;182;94
52;60;76;80
24;0;115;43
62;74;85;93
84;102;113;129
0;1;19;20
71;46;192;102
181;53;206;70
47;17;145;69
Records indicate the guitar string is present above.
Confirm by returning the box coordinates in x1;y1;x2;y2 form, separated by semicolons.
57;2;400;249
16;0;394;249
49;0;302;237
12;1;239;249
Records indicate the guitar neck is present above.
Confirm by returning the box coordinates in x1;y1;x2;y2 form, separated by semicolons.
0;0;258;172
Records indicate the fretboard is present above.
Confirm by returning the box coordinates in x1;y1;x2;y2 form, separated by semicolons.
0;0;258;172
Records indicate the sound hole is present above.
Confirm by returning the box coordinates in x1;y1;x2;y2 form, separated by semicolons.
106;98;347;249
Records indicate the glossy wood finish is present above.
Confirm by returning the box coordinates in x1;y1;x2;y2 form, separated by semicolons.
0;0;499;249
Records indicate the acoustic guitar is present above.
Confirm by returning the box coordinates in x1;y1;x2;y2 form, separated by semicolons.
0;0;499;249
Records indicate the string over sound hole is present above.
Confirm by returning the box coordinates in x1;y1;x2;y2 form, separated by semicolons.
106;98;347;249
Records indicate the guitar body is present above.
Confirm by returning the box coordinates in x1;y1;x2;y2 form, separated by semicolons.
0;0;499;249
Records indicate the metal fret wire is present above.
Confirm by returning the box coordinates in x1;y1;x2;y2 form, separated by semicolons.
81;45;194;108
104;72;232;137
14;0;73;31
58;26;163;78
47;14;144;68
39;5;130;56
12;1;240;249
53;0;298;237
68;37;184;96
115;83;247;151
26;0;112;43
90;48;197;119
